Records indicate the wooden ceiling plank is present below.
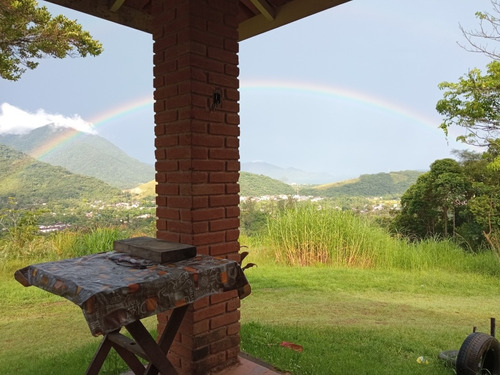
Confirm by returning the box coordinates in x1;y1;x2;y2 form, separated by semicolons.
249;0;275;20
45;0;152;33
239;0;351;41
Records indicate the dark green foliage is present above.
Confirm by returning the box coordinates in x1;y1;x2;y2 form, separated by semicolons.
240;199;269;236
0;0;103;80
0;198;41;245
0;125;154;189
392;159;473;241
392;149;500;250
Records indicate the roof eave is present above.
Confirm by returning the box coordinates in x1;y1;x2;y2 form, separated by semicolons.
44;0;350;40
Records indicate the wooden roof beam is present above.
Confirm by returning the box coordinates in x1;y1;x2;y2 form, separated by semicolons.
45;0;152;33
239;0;350;41
250;0;275;21
110;0;126;12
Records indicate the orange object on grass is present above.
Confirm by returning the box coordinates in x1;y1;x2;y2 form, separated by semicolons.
280;341;303;352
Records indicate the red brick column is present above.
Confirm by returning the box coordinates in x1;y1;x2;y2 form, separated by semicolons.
152;0;241;373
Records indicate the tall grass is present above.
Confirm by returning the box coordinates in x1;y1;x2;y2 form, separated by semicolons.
67;227;123;257
0;227;135;269
266;204;398;267
264;203;499;276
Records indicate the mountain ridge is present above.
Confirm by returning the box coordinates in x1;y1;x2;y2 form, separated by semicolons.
0;125;424;200
0;125;154;189
0;144;121;205
302;170;423;198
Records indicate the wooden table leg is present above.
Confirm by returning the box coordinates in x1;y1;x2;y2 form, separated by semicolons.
85;335;113;375
144;304;189;375
110;340;146;374
86;331;147;375
126;319;177;374
86;305;189;375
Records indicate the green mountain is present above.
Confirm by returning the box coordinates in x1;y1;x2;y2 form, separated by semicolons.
240;172;296;197
0;144;121;206
0;125;154;189
302;170;423;198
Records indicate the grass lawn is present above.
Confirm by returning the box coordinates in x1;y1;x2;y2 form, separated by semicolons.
1;260;499;374
239;264;500;375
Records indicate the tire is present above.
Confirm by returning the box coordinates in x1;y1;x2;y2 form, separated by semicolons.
456;332;500;375
438;350;459;368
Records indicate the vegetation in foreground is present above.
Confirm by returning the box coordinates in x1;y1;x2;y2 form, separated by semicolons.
1;204;499;374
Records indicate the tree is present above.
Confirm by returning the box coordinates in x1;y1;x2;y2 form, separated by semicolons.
454;147;500;248
459;0;500;61
391;159;472;240
436;1;500;166
0;0;103;81
436;61;500;148
430;159;471;237
392;173;439;239
392;148;500;250
0;197;42;245
435;0;500;254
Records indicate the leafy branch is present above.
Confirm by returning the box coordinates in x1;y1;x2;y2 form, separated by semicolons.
0;0;103;80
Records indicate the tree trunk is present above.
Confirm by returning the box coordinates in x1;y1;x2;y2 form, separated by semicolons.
443;207;448;237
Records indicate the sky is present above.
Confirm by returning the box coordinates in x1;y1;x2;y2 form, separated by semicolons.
0;0;495;182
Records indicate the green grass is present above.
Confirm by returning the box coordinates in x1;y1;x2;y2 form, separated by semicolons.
239;264;500;374
3;258;498;374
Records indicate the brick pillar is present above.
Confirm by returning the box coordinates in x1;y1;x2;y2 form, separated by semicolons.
152;0;241;373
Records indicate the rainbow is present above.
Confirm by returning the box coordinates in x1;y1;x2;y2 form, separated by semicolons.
30;126;81;159
30;80;439;159
31;95;153;159
240;79;440;131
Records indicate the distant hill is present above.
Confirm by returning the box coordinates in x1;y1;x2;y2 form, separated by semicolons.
127;173;295;198
302;170;423;198
240;172;296;197
241;161;338;185
0;125;155;189
128;180;157;199
134;170;422;199
0;144;121;206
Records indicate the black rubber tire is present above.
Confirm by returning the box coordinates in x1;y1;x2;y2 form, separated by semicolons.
438;350;459;368
456;332;500;375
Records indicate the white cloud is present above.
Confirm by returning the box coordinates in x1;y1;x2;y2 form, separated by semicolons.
0;103;96;135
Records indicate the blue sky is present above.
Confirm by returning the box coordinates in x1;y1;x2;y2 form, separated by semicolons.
0;0;495;181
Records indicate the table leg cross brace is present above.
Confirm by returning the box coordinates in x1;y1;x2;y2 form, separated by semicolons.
86;305;189;375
